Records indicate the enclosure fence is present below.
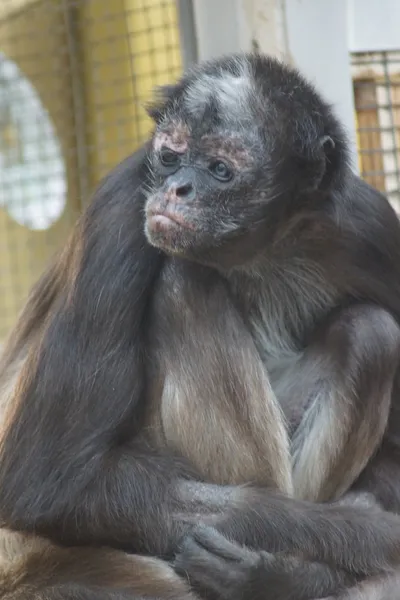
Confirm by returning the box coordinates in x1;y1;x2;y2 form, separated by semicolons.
0;0;183;339
352;51;400;212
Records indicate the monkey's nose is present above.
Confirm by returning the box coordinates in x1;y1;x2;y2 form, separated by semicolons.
175;182;195;201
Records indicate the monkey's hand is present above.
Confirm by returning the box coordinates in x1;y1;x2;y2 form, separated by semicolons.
174;525;263;600
174;526;356;600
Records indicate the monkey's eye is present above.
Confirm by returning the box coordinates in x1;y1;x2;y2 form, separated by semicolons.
160;147;180;168
209;160;233;182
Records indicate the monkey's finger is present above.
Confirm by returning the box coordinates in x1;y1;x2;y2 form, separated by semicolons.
174;534;247;596
190;525;256;563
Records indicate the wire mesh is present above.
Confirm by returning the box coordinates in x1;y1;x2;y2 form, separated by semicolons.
352;51;400;213
0;0;185;341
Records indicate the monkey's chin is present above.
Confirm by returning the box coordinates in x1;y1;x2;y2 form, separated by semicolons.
145;216;194;256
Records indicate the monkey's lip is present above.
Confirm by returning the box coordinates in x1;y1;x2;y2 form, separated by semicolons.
148;209;194;231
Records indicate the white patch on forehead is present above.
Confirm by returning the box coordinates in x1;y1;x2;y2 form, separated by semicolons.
184;60;252;119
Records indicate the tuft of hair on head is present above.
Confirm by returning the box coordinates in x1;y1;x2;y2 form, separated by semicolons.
145;83;183;125
145;54;254;126
182;56;253;120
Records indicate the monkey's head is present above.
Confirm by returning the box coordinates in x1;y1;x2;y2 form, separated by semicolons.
144;53;349;268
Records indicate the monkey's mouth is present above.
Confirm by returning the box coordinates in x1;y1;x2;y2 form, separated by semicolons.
147;208;195;232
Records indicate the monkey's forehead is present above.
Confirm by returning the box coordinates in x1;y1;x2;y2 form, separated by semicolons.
154;125;249;150
152;126;257;166
153;68;264;156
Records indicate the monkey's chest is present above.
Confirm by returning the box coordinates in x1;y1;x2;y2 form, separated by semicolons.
264;352;309;433
247;307;322;432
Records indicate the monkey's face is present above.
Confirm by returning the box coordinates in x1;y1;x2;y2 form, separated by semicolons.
143;53;339;267
144;122;268;266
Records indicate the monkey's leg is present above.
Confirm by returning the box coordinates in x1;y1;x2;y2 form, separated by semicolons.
174;526;356;600
289;304;400;502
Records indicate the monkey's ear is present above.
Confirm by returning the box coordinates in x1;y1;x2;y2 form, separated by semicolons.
320;135;335;153
302;134;336;190
297;135;336;191
146;84;181;124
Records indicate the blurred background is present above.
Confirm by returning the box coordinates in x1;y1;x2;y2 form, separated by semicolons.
0;0;399;342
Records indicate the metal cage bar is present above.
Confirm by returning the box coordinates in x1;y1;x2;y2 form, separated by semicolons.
352;51;400;212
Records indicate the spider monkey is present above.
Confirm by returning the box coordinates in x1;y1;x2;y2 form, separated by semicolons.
0;53;400;600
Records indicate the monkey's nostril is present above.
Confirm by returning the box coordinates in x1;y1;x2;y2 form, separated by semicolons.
175;183;194;199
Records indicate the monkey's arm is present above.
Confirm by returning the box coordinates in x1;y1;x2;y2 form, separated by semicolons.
0;224;291;557
0;144;287;556
289;303;400;503
0;145;183;554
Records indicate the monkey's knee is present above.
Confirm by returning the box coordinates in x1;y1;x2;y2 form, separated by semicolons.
332;304;400;354
320;305;400;380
